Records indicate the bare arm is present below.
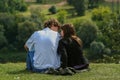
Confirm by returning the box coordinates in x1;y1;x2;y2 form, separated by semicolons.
24;45;28;52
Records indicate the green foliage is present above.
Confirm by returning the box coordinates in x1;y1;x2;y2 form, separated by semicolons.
57;10;67;24
0;25;7;49
30;8;47;28
95;11;120;53
67;0;73;5
103;48;111;55
0;10;46;51
0;13;17;45
92;7;111;21
74;20;98;47
67;0;86;16
89;41;105;60
48;6;57;14
74;0;86;16
17;21;39;50
15;14;30;23
36;0;42;3
0;0;27;13
100;54;120;63
109;14;120;51
88;0;104;9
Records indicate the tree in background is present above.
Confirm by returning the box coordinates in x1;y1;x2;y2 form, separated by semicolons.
88;0;105;9
90;41;105;60
57;10;67;24
0;25;7;49
92;7;120;54
74;20;98;47
30;8;46;29
0;13;16;46
67;0;73;5
67;0;86;16
0;0;27;13
36;0;42;3
17;21;39;50
48;6;57;14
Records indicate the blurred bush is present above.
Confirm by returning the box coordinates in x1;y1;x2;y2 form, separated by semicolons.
49;6;57;14
0;0;27;13
57;10;67;24
0;25;7;49
17;20;39;50
74;20;98;47
92;7;111;21
0;13;16;47
89;41;105;60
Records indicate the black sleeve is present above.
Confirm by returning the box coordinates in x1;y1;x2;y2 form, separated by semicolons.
57;40;68;68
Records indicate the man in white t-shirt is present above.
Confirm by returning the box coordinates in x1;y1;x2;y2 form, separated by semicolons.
24;19;61;72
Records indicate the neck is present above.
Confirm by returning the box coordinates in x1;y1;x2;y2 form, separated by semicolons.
50;27;58;32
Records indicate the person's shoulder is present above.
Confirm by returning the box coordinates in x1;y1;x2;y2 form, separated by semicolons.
33;31;40;35
32;30;43;37
59;38;68;44
60;38;65;41
36;29;45;33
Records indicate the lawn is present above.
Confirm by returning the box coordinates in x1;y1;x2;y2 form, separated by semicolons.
0;62;120;80
0;52;120;80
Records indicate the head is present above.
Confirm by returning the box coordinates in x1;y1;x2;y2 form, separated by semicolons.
61;23;83;47
61;23;76;38
44;18;61;31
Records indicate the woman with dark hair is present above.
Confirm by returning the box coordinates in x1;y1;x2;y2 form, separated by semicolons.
57;24;89;71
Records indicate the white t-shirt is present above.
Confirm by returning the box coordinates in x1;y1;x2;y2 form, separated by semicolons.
25;27;60;69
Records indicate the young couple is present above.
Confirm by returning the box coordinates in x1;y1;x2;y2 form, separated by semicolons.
24;18;89;75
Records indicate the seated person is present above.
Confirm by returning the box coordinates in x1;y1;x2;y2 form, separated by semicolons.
57;24;89;71
24;19;61;73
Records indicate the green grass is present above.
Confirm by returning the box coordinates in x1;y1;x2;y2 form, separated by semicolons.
0;52;120;80
0;63;120;80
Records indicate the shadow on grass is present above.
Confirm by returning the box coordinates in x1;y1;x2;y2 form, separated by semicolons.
7;69;32;75
7;69;47;75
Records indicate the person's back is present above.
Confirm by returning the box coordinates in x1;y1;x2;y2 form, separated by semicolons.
24;18;61;72
57;23;89;71
33;28;60;69
59;38;87;67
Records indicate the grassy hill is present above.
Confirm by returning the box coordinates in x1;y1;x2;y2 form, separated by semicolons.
0;63;120;80
23;0;118;23
21;0;92;24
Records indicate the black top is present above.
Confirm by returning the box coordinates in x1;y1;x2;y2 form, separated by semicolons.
57;38;88;67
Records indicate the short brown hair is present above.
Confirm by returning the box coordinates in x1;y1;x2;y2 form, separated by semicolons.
44;18;61;29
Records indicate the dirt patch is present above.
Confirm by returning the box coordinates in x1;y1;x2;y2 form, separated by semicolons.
56;1;67;6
